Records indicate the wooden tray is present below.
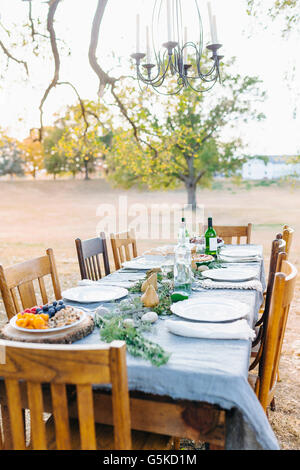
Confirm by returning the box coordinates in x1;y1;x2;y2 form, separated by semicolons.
0;313;94;344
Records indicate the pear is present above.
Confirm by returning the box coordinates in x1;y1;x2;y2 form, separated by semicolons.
141;273;158;292
146;267;161;278
141;285;159;308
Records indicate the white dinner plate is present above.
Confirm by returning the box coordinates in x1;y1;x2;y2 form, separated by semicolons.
220;247;260;258
122;257;162;270
201;268;257;282
62;285;128;303
10;310;86;333
170;297;250;322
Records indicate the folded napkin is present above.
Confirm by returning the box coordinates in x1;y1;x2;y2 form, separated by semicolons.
196;278;263;292
165;319;256;341
219;255;262;263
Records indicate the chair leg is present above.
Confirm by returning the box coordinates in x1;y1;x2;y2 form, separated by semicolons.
173;437;181;450
270;397;276;412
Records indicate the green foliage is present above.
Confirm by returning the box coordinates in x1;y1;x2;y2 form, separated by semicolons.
43;126;67;178
94;303;170;367
0;133;24;177
43;100;110;179
247;0;300;33
104;56;266;207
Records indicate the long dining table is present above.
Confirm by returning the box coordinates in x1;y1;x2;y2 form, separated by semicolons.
66;243;280;450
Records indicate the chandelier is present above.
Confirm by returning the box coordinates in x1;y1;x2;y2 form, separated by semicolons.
130;0;223;95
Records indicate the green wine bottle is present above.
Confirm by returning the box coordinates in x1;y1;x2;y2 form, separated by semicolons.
205;217;217;256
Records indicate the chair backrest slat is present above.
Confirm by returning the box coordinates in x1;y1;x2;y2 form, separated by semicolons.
200;223;252;245
50;383;72;450
18;281;37;310
0;341;131;450
27;381;47;450
11;288;21;314
110;230;137;271
5;378;26;450
110;344;132;449
38;276;48;304
95;255;102;278
75;233;110;281
0;248;62;320
87;257;94;280
76;384;97;450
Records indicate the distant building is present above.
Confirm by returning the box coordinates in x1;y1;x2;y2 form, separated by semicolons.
242;155;300;180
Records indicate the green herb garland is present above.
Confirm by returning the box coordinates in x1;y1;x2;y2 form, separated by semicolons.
94;310;170;367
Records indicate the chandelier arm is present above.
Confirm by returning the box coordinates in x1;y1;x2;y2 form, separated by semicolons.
149;82;184;95
185;75;218;93
137;48;172;84
136;55;172;86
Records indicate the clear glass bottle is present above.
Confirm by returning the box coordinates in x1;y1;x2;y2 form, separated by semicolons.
173;218;192;297
205;216;217;256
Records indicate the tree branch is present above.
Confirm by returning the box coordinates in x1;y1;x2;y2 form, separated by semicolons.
39;0;61;139
39;1;89;141
57;81;89;138
111;84;159;159
0;40;28;75
28;0;36;42
88;0;117;96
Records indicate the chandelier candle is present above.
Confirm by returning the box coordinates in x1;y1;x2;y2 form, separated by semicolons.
136;14;140;53
207;2;218;44
146;26;151;63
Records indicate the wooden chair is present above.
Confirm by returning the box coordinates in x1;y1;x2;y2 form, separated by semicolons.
282;225;294;259
249;253;297;414
200;223;252;244
0;340;173;450
250;236;286;370
110;230;138;271
0;248;61;320
75;233;110;281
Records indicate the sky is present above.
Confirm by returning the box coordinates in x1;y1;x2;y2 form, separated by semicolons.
0;0;299;156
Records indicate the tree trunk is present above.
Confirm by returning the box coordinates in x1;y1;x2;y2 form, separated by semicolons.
186;182;197;211
84;160;90;180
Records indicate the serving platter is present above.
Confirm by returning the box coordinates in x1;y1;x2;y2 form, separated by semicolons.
10;310;85;333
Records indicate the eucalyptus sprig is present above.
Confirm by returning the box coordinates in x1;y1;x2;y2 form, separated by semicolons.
95;313;170;367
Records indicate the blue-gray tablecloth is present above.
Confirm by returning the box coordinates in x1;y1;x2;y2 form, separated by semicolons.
67;245;279;450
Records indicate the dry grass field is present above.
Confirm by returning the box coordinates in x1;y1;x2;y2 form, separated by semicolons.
0;179;299;450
